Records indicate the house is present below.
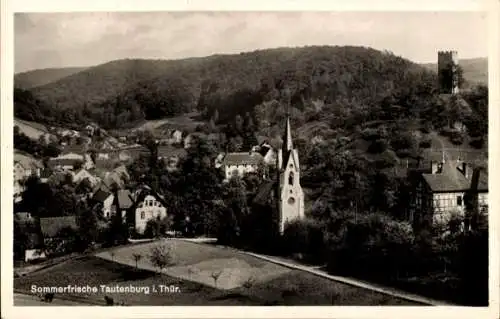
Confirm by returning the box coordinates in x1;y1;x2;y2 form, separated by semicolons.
118;150;132;162
412;157;488;228
157;145;187;171
72;168;100;188
85;124;96;137
48;157;83;171
40;168;52;183
171;129;183;144
222;152;264;180
14;153;42;182
253;117;305;234
14;153;43;201
102;193;115;219
252;142;277;165
90;185;112;217
130;187;168;235
183;133;206;149
113;165;130;181
184;134;195;149
214;153;225;169
107;189;134;220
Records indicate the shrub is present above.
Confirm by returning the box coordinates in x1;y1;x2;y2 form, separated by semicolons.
390;132;416;151
469;137;484;149
374;150;398;169
282;218;328;263
395;148;412;158
419;138;432;149
326;212;415;279
449;132;464;145
361;128;380;141
368;138;389;154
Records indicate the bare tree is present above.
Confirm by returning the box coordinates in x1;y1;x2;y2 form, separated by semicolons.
187;266;196;280
210;270;223;288
242;276;255;289
132;253;142;269
149;244;173;275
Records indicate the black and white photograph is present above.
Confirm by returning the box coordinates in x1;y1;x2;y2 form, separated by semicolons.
3;3;498;316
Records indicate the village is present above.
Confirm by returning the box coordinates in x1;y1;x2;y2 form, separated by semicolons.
10;11;490;307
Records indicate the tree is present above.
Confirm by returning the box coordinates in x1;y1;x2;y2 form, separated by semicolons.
132;253;142;269
76;199;99;251
216;176;250;245
149;244;173;275
210;270;223;288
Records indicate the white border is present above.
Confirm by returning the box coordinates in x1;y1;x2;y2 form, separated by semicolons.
2;1;499;318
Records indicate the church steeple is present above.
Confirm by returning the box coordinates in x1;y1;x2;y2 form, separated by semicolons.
282;89;293;152
283;117;293;152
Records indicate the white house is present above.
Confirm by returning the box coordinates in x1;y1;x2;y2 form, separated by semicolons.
102;193;115;219
133;192;168;235
171;130;183;144
222;152;264;180
14;153;43;202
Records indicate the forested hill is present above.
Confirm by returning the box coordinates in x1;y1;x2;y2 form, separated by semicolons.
14;67;88;89
15;45;441;129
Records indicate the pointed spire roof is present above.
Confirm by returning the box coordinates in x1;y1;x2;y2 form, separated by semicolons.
283;117;293;152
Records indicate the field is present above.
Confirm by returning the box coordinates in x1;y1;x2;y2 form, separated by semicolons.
131;112;204;136
15;240;421;306
14;118;52;141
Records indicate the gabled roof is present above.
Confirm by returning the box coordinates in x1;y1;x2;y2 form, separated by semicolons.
223;152;264;166
115;189;134;209
61;144;88;155
40;216;77;238
132;186;168;208
157;145;188;159
48;157;82;167
92;187;111;202
422;162;488;192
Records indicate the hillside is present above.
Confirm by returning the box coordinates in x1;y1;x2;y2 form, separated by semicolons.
17;46;436;128
421;57;488;87
14;46;487;169
14;67;88;89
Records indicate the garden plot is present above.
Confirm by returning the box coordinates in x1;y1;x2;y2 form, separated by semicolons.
95;239;291;290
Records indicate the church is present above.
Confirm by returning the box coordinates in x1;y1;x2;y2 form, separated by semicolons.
253;116;305;234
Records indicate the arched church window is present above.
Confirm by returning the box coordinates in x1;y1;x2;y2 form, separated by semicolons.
288;171;294;185
288;197;295;205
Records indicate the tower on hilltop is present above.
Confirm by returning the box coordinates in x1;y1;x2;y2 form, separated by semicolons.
438;50;460;94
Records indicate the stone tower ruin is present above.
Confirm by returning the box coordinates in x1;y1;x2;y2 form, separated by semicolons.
438;50;460;94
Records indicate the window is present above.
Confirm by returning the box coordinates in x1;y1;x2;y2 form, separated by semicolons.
288;171;294;185
140;211;145;219
457;196;462;206
288;197;295;205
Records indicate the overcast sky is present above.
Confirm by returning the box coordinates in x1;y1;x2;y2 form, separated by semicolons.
14;11;488;73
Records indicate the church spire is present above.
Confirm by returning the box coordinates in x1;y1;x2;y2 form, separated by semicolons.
283;88;293;152
283;117;293;152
